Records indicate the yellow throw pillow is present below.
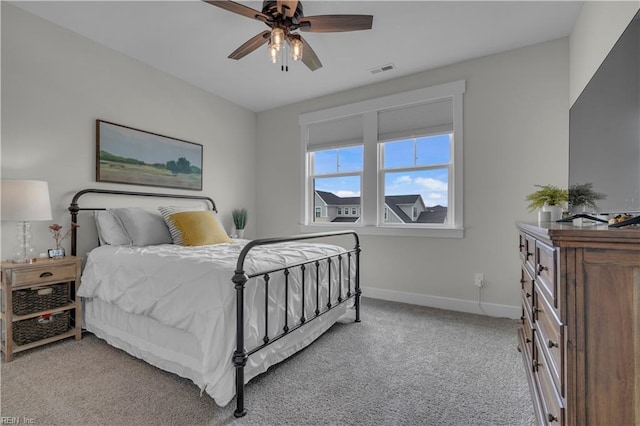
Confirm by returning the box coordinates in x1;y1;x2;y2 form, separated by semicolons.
167;211;231;246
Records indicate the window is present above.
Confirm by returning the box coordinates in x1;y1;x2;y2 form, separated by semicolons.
300;81;465;237
315;207;321;218
382;134;451;225
310;146;363;223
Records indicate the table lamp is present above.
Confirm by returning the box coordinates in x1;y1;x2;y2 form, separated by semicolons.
1;180;53;263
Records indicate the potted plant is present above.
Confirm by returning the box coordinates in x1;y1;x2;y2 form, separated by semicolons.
232;208;247;238
525;184;568;221
568;182;606;212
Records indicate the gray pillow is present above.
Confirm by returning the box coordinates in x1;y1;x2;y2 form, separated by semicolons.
94;210;132;246
108;207;172;246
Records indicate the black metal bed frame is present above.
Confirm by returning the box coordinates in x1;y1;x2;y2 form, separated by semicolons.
68;188;361;418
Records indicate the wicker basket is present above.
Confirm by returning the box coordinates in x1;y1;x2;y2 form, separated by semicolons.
13;283;69;316
13;312;70;346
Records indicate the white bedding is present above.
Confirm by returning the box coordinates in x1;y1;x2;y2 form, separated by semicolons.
79;239;352;406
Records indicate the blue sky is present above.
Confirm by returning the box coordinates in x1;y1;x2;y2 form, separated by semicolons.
314;134;451;206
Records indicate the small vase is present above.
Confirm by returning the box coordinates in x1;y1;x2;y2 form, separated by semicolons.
543;204;562;222
236;229;245;239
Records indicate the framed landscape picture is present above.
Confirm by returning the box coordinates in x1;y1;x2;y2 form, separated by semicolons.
96;120;203;191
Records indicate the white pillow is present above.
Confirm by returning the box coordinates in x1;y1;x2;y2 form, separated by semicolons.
94;210;132;246
108;207;172;246
158;205;207;245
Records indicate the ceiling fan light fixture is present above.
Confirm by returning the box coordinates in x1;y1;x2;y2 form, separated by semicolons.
270;27;285;51
267;42;279;63
290;36;303;61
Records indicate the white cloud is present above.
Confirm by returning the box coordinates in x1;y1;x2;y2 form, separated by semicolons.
415;177;447;191
336;190;360;197
393;175;413;185
427;193;442;199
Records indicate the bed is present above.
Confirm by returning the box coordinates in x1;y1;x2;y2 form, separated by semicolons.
68;188;361;417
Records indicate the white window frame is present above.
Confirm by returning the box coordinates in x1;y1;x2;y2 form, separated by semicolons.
300;80;465;238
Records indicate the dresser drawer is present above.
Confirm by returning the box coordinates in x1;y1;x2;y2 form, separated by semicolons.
535;241;557;308
534;338;564;425
521;265;534;314
534;286;563;395
522;302;534;359
519;232;528;262
11;264;77;288
524;234;537;276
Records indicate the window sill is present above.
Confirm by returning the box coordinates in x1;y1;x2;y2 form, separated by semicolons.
299;224;464;238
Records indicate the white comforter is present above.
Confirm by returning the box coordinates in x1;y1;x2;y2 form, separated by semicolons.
79;240;351;406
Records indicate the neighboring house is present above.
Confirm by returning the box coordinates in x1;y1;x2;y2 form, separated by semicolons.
314;191;361;223
315;191;447;224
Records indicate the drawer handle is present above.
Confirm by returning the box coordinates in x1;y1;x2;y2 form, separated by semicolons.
519;243;525;249
547;339;559;349
547;413;558;423
532;306;541;316
525;337;532;344
39;272;53;278
537;264;548;274
525;292;531;298
532;359;541;371
526;251;533;259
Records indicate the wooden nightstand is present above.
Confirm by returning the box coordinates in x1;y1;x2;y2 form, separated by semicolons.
1;256;82;362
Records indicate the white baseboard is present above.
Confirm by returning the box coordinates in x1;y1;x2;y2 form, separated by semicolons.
361;286;521;319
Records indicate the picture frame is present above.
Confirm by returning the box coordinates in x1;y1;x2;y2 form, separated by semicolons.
96;120;203;191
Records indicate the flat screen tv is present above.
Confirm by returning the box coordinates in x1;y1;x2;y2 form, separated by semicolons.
569;11;640;216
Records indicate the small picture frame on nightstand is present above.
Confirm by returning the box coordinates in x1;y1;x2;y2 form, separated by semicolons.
48;248;65;258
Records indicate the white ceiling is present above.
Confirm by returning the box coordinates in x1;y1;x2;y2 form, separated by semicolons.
11;1;583;112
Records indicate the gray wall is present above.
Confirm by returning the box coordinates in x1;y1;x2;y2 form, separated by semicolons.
255;38;570;317
1;4;258;259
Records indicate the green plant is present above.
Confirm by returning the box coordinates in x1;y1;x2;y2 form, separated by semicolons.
525;184;568;212
568;182;606;210
232;208;247;230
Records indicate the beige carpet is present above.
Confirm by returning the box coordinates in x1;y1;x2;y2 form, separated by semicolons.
1;298;534;425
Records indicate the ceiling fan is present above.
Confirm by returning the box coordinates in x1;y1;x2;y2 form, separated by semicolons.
203;0;373;71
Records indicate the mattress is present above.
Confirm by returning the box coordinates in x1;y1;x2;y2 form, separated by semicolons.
79;240;352;406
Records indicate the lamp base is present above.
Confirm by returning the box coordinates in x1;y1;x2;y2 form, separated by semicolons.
12;247;37;264
13;221;37;263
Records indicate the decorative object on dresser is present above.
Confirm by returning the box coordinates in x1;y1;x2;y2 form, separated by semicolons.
96;120;203;191
557;183;608;226
1;256;82;362
0;180;53;263
516;222;640;425
525;184;568;222
232;207;247;238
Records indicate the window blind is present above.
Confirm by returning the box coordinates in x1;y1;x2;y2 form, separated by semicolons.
307;115;363;152
378;98;453;142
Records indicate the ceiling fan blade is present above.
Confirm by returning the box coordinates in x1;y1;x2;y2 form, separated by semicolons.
228;30;271;60
299;36;322;71
299;15;373;33
202;0;269;22
276;0;299;18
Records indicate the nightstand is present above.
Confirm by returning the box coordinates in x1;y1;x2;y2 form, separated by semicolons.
1;256;82;362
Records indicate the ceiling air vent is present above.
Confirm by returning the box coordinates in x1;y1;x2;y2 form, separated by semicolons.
369;63;396;75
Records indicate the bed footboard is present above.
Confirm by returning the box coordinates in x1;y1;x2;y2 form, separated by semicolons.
231;230;361;418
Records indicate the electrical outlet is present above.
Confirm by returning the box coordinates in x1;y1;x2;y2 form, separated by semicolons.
474;273;484;288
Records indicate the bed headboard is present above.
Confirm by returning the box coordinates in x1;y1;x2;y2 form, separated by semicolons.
68;188;216;257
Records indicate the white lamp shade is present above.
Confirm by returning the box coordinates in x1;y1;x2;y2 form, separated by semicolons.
1;180;53;221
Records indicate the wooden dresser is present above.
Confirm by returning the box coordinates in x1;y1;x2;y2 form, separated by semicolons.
516;222;640;426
